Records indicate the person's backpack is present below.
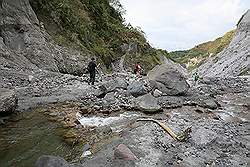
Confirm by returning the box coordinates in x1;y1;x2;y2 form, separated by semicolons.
87;62;96;72
134;64;141;74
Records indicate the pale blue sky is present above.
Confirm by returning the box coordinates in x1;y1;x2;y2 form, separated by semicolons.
120;0;250;51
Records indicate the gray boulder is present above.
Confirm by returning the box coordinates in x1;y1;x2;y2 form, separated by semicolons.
0;88;18;114
99;77;127;94
114;144;138;161
160;55;188;77
200;98;218;109
148;64;189;95
184;94;218;109
127;81;147;97
135;94;162;113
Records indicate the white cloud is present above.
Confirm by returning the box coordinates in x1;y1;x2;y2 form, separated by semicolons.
120;0;249;51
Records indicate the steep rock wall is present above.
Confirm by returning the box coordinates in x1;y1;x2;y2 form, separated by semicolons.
0;0;90;76
196;10;250;78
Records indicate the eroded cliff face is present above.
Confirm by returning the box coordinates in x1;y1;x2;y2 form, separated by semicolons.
0;0;90;76
196;10;250;78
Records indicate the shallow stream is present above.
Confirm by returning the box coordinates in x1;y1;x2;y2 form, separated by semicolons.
0;107;141;167
0;109;81;167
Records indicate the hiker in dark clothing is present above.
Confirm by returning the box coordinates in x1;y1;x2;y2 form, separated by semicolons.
193;72;199;85
87;58;97;85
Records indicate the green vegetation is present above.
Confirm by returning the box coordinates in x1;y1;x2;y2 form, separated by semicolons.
169;30;235;71
124;49;167;73
30;0;162;71
31;0;234;72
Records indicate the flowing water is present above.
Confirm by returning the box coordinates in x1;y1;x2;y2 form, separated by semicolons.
1;92;248;167
0;109;81;167
0;108;141;167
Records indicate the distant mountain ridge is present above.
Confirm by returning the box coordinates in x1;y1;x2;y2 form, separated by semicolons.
196;10;250;78
169;30;235;71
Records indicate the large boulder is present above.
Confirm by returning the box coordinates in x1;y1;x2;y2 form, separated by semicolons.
184;94;218;109
160;55;188;77
148;64;189;95
99;77;128;94
127;81;147;97
0;88;18;114
134;94;162;113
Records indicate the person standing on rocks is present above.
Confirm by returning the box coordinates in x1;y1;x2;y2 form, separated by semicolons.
193;72;199;85
134;62;142;75
87;58;97;85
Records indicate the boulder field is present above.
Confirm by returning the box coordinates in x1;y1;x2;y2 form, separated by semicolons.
0;0;249;167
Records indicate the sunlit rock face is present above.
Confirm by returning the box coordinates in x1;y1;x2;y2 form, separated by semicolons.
196;10;250;78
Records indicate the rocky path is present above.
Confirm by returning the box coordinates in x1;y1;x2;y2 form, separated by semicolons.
1;61;249;167
0;1;249;166
29;73;249;167
74;91;250;167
